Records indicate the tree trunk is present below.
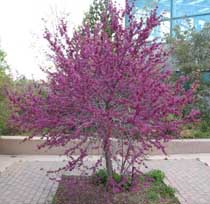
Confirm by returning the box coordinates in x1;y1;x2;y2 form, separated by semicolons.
104;101;113;177
104;149;113;177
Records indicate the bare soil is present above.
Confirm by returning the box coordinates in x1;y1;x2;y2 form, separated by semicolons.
52;175;180;204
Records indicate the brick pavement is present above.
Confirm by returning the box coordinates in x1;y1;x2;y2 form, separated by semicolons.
0;161;62;204
0;159;210;204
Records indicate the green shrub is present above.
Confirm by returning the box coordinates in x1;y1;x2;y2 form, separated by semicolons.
95;169;133;191
95;169;176;199
147;191;159;201
95;169;122;185
145;170;165;183
145;170;176;202
160;184;176;197
112;172;121;183
200;121;209;132
95;169;108;185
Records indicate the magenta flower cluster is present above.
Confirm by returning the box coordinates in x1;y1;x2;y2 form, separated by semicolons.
9;1;199;182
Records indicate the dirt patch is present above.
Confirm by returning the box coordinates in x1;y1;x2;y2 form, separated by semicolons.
52;172;180;204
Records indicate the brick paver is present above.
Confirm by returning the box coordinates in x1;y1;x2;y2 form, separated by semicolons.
0;159;210;204
0;161;63;204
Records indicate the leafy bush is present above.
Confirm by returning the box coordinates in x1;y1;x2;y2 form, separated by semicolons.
145;170;165;183
94;169;133;192
145;170;176;203
181;121;210;139
95;169;122;185
167;23;210;135
0;48;12;135
112;172;122;183
147;190;160;201
95;169;108;186
167;22;210;76
94;168;176;198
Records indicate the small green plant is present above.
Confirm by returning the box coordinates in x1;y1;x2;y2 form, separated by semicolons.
145;170;165;183
112;172;121;183
94;169;133;191
147;190;160;201
160;184;176;197
144;170;177;203
95;169;108;185
95;169;123;184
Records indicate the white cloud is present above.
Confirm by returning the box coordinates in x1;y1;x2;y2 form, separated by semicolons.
0;0;124;80
0;0;94;79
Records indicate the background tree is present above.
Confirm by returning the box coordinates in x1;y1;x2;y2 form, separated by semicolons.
9;1;198;189
0;48;42;135
167;22;210;79
0;48;12;135
167;23;210;138
82;0;115;37
83;0;109;31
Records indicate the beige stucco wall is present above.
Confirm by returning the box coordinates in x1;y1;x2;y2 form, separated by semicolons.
1;136;210;155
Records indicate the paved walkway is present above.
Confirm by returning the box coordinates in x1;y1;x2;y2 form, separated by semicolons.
145;159;210;204
0;161;62;204
0;155;210;204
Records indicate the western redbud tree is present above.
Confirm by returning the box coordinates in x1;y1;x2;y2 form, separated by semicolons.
9;1;198;184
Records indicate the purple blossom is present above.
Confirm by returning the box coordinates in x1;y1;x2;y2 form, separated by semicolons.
8;0;199;186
